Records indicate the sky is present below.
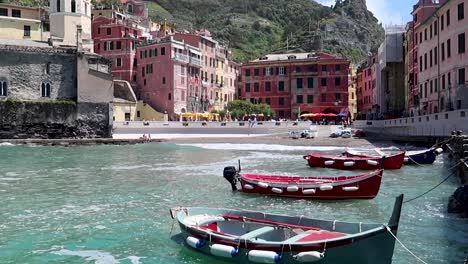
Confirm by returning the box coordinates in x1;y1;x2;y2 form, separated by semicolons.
315;0;414;26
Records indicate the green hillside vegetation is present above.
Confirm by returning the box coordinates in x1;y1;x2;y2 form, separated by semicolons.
146;0;384;63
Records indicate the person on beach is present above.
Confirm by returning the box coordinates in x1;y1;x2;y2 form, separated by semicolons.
147;134;151;142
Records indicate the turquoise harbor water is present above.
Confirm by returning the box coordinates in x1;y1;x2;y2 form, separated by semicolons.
0;143;466;264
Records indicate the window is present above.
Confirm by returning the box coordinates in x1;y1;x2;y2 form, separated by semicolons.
296;78;303;89
116;58;122;67
321;65;327;71
458;3;464;20
424;53;427;70
24;26;30;37
41;82;51;97
265;82;271;92
245;69;251;76
12;9;21;17
161;47;165;55
424;83;427;98
430;80;433;93
279;97;285;106
419;32;422;43
442;74;446;89
307;95;313;104
447;9;450;26
245;83;251;92
447;39;451;58
430;24;432;39
434;21;438;35
45;62;51;74
265;67;271;76
71;0;76;12
128;4;133;13
0;8;7;16
154;48;158;56
308;77;314;88
254;68;259;76
168;93;171;101
116;41;121;49
441;14;444;30
335;77;341;86
279;67;285;75
254;83;259;92
430;50;433;67
296;67;301;72
296;95;303;104
435;47;438;65
458;33;465;53
266;98;271;105
336;93;341;101
448;72;452;85
278;81;285;92
459;68;465;85
143;79;146;86
321;94;326;102
0;80;7;96
442;43;445;60
335;64;340;71
107;28;111;35
321;78;327;86
419;55;423;71
424;28;427;40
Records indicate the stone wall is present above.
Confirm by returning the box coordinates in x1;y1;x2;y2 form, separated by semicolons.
0;100;111;139
0;49;77;101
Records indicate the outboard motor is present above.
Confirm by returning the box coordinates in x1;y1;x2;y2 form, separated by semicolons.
223;166;239;191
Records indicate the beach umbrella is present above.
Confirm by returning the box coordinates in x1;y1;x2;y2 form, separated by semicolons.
325;113;337;117
337;113;348;117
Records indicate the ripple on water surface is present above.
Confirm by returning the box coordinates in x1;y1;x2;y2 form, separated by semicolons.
0;143;466;264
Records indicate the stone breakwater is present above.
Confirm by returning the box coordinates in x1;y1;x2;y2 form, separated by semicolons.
446;133;468;216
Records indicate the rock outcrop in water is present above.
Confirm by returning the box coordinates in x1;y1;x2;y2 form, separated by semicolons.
448;185;468;216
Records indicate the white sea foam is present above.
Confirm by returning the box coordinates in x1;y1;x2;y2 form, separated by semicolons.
0;177;22;181
95;225;107;230
178;143;345;152
113;133;269;139
0;142;15;146
126;256;144;264
51;249;119;264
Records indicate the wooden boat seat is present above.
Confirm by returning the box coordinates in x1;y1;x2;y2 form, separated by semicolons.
239;226;275;240
295;230;347;242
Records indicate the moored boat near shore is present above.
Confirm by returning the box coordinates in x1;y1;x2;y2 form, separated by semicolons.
170;194;404;264
223;165;384;199
344;147;443;165
303;152;405;170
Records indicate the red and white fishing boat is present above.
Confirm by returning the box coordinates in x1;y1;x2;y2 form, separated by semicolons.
303;152;405;170
223;163;384;199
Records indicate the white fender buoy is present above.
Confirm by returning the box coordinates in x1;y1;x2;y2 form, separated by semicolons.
293;251;325;262
302;189;316;194
287;186;299;192
272;188;283;194
257;182;269;188
435;148;443;154
319;185;333;191
366;160;378;166
248;250;281;264
324;160;335;166
244;184;254;190
343;161;355;167
404;157;409;163
210;244;238;258
186;236;203;249
343;186;359;191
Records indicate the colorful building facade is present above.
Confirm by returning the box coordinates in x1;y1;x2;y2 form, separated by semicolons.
0;3;48;41
238;52;350;119
412;0;468;114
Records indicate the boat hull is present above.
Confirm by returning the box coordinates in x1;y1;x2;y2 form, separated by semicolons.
304;152;405;170
405;149;437;165
239;170;383;200
171;199;404;264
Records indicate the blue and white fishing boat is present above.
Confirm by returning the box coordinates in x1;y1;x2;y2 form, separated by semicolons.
170;194;404;264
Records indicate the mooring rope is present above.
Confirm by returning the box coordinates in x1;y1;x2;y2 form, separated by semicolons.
384;225;429;264
404;159;466;203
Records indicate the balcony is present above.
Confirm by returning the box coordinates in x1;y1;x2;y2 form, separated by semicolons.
174;53;189;64
189;57;202;67
292;71;318;76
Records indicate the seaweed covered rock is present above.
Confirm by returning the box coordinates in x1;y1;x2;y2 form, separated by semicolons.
448;185;468;216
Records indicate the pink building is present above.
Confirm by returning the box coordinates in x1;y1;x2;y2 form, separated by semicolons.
92;15;143;82
413;0;467;114
136;37;202;120
174;31;218;110
356;56;378;119
238;52;350;119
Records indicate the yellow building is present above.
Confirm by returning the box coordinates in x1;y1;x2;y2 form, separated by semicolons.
113;80;164;121
0;4;46;41
348;66;358;120
213;45;227;111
